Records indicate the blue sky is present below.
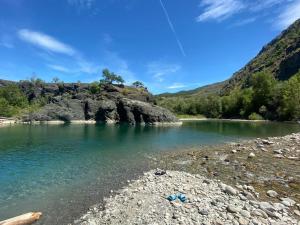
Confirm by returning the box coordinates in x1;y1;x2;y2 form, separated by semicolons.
0;0;300;94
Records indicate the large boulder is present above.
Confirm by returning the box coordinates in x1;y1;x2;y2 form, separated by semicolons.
116;98;178;124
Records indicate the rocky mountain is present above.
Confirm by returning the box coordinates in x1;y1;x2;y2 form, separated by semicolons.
160;19;300;98
0;79;178;124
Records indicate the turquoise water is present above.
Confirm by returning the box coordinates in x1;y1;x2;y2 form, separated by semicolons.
0;121;299;224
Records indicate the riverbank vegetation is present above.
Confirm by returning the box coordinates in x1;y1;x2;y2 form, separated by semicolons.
157;71;300;121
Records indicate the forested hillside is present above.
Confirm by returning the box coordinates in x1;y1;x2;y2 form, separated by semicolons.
157;19;300;121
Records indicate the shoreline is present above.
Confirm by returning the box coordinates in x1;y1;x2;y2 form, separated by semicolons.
179;117;270;122
75;132;300;225
0;119;183;126
1;117;298;127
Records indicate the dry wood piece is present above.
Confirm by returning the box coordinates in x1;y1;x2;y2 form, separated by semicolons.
0;212;42;225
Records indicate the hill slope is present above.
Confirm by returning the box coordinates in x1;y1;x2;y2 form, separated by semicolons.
160;19;300;98
222;19;300;94
156;19;300;121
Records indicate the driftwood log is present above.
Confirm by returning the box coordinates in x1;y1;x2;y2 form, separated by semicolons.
0;212;42;225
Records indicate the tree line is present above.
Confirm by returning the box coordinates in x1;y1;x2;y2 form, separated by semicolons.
157;71;300;121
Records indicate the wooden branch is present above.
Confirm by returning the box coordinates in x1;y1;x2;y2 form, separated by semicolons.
0;212;42;225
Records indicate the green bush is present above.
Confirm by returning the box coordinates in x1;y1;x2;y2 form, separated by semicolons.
248;113;264;120
89;82;101;94
0;85;29;117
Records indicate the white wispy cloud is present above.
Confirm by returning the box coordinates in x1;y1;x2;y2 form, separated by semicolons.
277;0;300;29
147;61;181;82
196;0;245;22
249;0;285;12
196;0;299;29
18;29;76;56
159;0;186;57
18;29;101;75
47;64;72;73
167;83;186;89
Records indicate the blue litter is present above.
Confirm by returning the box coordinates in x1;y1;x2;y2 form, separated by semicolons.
167;194;177;201
177;193;186;202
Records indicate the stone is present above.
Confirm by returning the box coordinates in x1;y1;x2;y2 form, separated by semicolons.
251;209;268;218
273;149;283;154
227;205;240;213
223;185;238;195
266;190;278;198
248;153;256;158
294;210;300;216
240;210;251;218
238;217;249;225
198;209;209;215
281;197;296;207
251;218;261;225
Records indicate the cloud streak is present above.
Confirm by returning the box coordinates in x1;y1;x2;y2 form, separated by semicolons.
18;29;76;56
159;0;186;57
196;0;244;22
147;61;181;82
277;0;300;29
196;0;300;29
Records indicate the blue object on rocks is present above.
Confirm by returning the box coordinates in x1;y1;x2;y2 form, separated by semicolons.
177;193;186;202
167;194;177;201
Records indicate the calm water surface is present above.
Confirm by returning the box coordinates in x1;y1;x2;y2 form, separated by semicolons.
0;120;299;224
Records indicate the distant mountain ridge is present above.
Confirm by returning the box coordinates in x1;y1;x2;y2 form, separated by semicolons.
160;19;300;97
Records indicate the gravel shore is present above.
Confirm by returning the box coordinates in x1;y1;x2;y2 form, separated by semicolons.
74;169;299;225
73;132;300;225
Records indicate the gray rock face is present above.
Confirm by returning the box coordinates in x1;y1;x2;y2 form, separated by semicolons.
6;80;178;124
117;98;178;124
24;97;178;124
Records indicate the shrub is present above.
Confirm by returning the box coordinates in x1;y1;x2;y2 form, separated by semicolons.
89;82;101;94
248;113;264;120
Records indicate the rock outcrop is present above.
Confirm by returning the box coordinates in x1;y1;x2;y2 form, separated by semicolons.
24;97;178;124
1;80;178;124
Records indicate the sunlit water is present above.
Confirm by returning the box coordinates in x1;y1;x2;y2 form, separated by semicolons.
0;121;299;224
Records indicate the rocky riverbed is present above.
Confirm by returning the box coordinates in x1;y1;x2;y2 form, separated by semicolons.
73;132;300;225
75;170;299;225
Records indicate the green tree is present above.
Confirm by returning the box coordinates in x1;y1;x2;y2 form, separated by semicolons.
251;71;276;112
278;72;300;120
132;81;145;88
52;77;60;83
100;69;125;85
